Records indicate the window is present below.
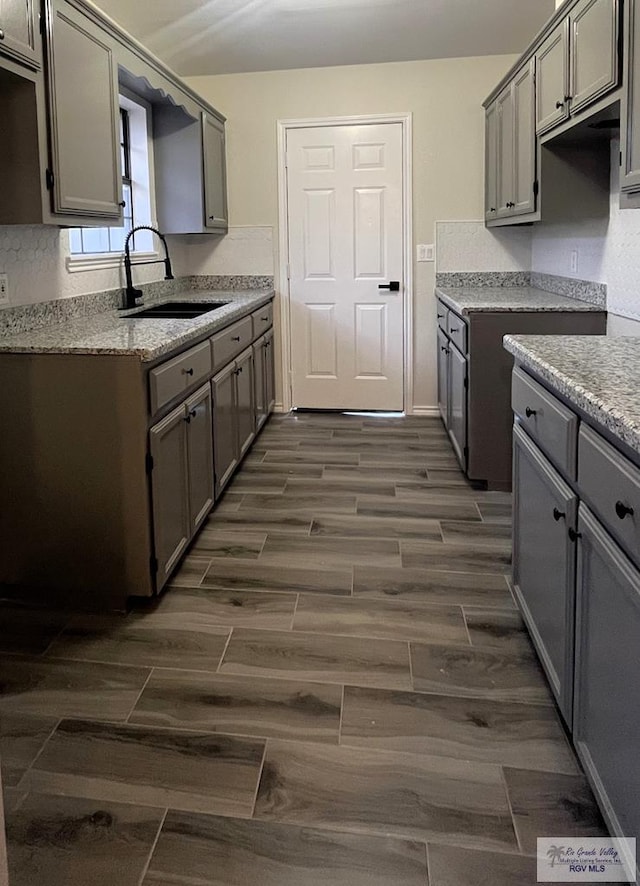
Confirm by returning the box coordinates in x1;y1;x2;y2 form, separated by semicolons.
68;93;155;265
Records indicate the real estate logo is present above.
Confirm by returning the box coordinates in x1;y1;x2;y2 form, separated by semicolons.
537;838;636;883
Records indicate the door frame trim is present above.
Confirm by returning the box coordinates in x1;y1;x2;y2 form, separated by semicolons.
276;112;414;413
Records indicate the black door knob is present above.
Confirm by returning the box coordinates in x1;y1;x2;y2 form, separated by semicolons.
378;281;400;291
615;501;634;520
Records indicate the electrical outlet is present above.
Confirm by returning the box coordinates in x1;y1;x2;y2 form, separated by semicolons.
417;244;435;262
570;250;579;274
0;274;9;306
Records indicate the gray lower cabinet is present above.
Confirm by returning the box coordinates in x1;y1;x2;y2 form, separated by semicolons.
212;361;239;496
254;330;276;432
185;384;215;533
0;0;40;68
574;504;640;864
512;422;577;724
236;347;255;458
448;343;467;470
44;0;122;219
150;383;215;589
202;111;228;231
437;328;449;421
150;402;191;588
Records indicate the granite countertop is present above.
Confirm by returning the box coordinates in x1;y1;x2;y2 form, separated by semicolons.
0;289;274;362
436;286;605;316
504;334;640;453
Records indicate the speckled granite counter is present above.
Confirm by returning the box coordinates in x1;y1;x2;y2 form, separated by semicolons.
504;334;640;453
437;286;605;316
0;289;274;362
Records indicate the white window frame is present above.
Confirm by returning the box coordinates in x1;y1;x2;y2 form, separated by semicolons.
66;89;158;273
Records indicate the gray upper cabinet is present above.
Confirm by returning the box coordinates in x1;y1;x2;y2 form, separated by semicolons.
44;0;122;218
569;0;620;116
150;402;191;589
512;423;577;724
574;504;640;862
185;384;215;534
203;111;228;231
0;0;40;68
512;60;536;215
622;0;640;193
485;100;498;221
536;21;570;135
486;60;536;222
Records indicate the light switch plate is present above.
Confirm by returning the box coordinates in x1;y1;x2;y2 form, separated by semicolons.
417;244;434;263
0;274;9;306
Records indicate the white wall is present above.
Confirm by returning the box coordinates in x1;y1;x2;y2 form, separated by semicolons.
188;54;517;411
532;139;640;332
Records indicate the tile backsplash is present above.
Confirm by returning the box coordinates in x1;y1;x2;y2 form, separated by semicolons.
435;220;532;273
0;225;274;309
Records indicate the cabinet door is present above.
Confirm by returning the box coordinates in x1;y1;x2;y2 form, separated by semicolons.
448;344;467;470
437;328;449;425
536;21;570;135
45;0;122;218
264;329;275;414
150;403;190;590
253;336;267;432
512;423;577;724
485;101;498;221
0;0;39;68
202;112;228;231
185;384;214;531
235;347;255;459
496;85;514;218
574;504;640;865
212;363;238;496
569;0;620;117
512;60;536;216
621;0;640;192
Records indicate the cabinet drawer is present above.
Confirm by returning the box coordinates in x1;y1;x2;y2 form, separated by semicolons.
149;340;212;415
447;312;467;354
512;367;578;478
211;316;253;372
251;303;273;338
436;303;449;333
578;424;640;563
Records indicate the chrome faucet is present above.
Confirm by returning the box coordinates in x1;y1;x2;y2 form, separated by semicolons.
123;225;174;310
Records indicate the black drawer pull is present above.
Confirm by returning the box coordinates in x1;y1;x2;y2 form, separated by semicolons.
189;409;197;418
260;316;269;321
553;508;565;522
183;367;194;376
615;501;635;520
184;415;191;424
437;313;444;319
441;346;449;354
231;336;241;342
525;407;536;418
568;528;581;542
450;327;459;333
236;366;243;374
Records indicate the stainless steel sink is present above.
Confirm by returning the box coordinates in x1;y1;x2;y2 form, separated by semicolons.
123;301;229;319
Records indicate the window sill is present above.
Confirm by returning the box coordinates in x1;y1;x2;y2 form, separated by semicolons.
66;252;159;274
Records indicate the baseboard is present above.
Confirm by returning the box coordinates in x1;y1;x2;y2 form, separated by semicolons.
410;406;440;417
274;403;287;413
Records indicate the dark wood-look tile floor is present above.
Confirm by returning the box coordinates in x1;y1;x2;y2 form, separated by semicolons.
0;413;604;884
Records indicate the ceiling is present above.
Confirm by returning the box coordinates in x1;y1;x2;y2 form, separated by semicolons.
93;0;556;77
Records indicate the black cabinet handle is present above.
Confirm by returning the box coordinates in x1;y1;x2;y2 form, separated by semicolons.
183;367;194;376
119;200;126;208
525;407;536;418
231;336;241;342
437;313;444;319
553;508;565;522
490;207;497;212
236;366;243;374
615;501;635;520
261;316;269;321
189;409;197;418
450;327;459;333
568;528;581;542
184;415;191;424
556;100;564;109
440;346;449;354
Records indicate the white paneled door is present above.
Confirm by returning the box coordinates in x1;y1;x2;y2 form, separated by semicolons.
286;123;405;410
